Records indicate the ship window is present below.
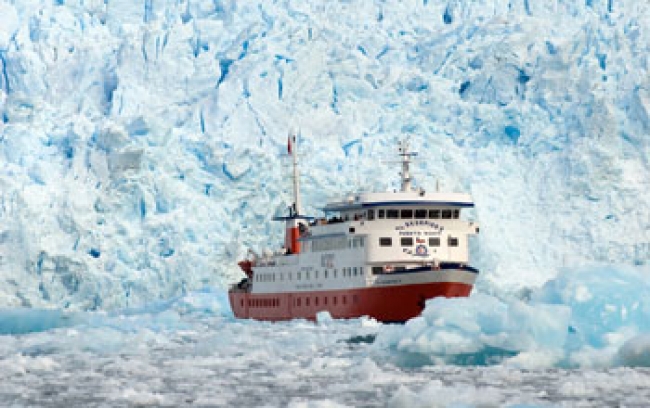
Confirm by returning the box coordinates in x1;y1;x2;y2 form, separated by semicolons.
442;209;452;219
372;266;383;275
297;298;301;307
367;210;375;220
353;295;359;304
386;209;399;219
453;209;460;219
324;270;328;278
315;270;319;279
448;236;459;247
334;269;337;278
429;209;440;219
379;237;392;246
315;297;319;306
241;299;244;307
378;209;385;219
415;209;427;219
401;237;414;246
333;297;337;305
429;237;440;247
343;296;347;305
306;271;310;280
306;298;310;307
324;297;328;305
400;209;413;219
297;272;301;280
360;237;365;247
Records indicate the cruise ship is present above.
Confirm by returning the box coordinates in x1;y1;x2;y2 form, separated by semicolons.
229;135;480;322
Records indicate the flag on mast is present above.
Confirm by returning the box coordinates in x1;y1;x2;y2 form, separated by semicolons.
287;135;292;155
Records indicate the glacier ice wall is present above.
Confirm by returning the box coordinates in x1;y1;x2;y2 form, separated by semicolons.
0;0;649;309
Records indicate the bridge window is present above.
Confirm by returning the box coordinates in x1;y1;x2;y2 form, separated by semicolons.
429;237;440;247
379;237;392;246
429;209;440;219
367;210;375;220
378;209;385;219
442;209;452;219
400;209;413;219
448;236;459;247
453;209;460;219
415;209;427;219
372;266;383;274
324;270;328;279
386;209;399;219
401;237;414;246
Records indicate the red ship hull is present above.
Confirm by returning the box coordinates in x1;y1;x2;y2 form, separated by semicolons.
229;281;472;323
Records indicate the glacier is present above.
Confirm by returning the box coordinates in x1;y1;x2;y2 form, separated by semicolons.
0;0;650;393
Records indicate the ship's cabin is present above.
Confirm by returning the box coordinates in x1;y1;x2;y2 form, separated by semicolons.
295;191;479;270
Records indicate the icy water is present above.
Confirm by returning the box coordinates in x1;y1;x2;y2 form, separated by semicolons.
1;291;649;407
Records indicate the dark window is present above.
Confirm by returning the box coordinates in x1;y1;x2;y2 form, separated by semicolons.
442;209;452;219
386;209;399;219
429;237;441;247
372;266;383;274
353;295;359;304
401;237;414;246
378;209;385;218
324;297;328;305
429;209;441;219
306;298;310;307
333;297;337;305
315;297;319;306
324;270;328;279
453;209;460;219
379;237;392;246
349;227;355;233
415;209;427;219
367;210;375;220
343;296;347;305
448;237;459;247
400;209;413;219
297;298;301;307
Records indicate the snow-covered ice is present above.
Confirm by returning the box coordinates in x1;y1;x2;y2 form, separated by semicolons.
1;0;649;405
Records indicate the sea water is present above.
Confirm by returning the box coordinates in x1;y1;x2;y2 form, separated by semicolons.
2;265;650;407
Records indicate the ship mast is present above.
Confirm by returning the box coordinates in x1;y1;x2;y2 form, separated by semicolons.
290;131;301;216
398;139;417;192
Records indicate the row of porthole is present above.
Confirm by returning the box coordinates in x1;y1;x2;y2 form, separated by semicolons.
242;295;360;309
246;298;279;308
295;294;359;308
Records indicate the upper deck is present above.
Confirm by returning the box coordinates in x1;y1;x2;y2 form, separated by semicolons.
322;190;474;212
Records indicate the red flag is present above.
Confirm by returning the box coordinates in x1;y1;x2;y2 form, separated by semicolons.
287;136;292;155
